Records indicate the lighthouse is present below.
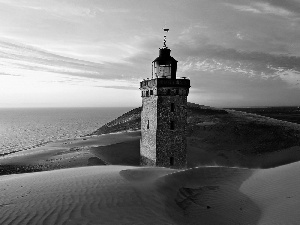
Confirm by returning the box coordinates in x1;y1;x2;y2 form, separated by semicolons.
139;29;190;168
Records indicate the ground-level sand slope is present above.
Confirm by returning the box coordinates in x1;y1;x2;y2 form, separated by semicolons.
0;166;175;225
1;162;300;225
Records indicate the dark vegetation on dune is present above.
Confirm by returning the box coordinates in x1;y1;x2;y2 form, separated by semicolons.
0;165;43;175
227;107;300;125
92;107;142;135
93;102;300;168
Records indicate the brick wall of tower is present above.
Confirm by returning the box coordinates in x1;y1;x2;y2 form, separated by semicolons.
140;78;190;168
140;94;157;166
156;88;188;168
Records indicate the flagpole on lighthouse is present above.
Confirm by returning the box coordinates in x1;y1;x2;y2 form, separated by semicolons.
163;28;169;48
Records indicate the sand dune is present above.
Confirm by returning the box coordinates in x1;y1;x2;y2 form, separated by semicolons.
0;166;176;225
1;162;300;224
156;162;300;224
156;166;259;225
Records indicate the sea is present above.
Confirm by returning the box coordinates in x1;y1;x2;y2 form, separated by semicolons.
0;107;132;155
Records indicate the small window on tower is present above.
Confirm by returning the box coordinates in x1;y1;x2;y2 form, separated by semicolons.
146;90;149;97
150;90;153;95
170;157;174;166
171;103;175;112
170;121;175;130
147;120;149;129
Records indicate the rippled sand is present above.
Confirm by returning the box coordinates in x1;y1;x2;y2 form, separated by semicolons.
1;162;300;224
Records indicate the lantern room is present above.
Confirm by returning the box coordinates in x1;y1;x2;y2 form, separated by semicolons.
152;48;177;79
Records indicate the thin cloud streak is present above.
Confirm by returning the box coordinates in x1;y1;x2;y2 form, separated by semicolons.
0;0;130;18
256;0;300;15
0;39;106;79
226;2;295;17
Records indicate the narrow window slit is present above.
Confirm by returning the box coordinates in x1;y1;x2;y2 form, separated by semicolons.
170;157;174;166
171;103;175;112
170;121;175;130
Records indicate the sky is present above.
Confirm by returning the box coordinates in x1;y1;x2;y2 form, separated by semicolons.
1;0;300;108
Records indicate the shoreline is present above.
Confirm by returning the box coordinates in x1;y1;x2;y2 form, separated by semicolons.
0;130;141;176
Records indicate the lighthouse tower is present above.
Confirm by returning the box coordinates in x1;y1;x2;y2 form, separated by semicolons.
140;29;190;168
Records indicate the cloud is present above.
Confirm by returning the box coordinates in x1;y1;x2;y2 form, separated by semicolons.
228;4;261;14
94;85;138;90
226;2;295;17
188;69;300;107
0;39;106;79
1;0;300;107
0;73;20;77
174;42;300;88
0;38;150;92
0;0;129;18
256;0;300;15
